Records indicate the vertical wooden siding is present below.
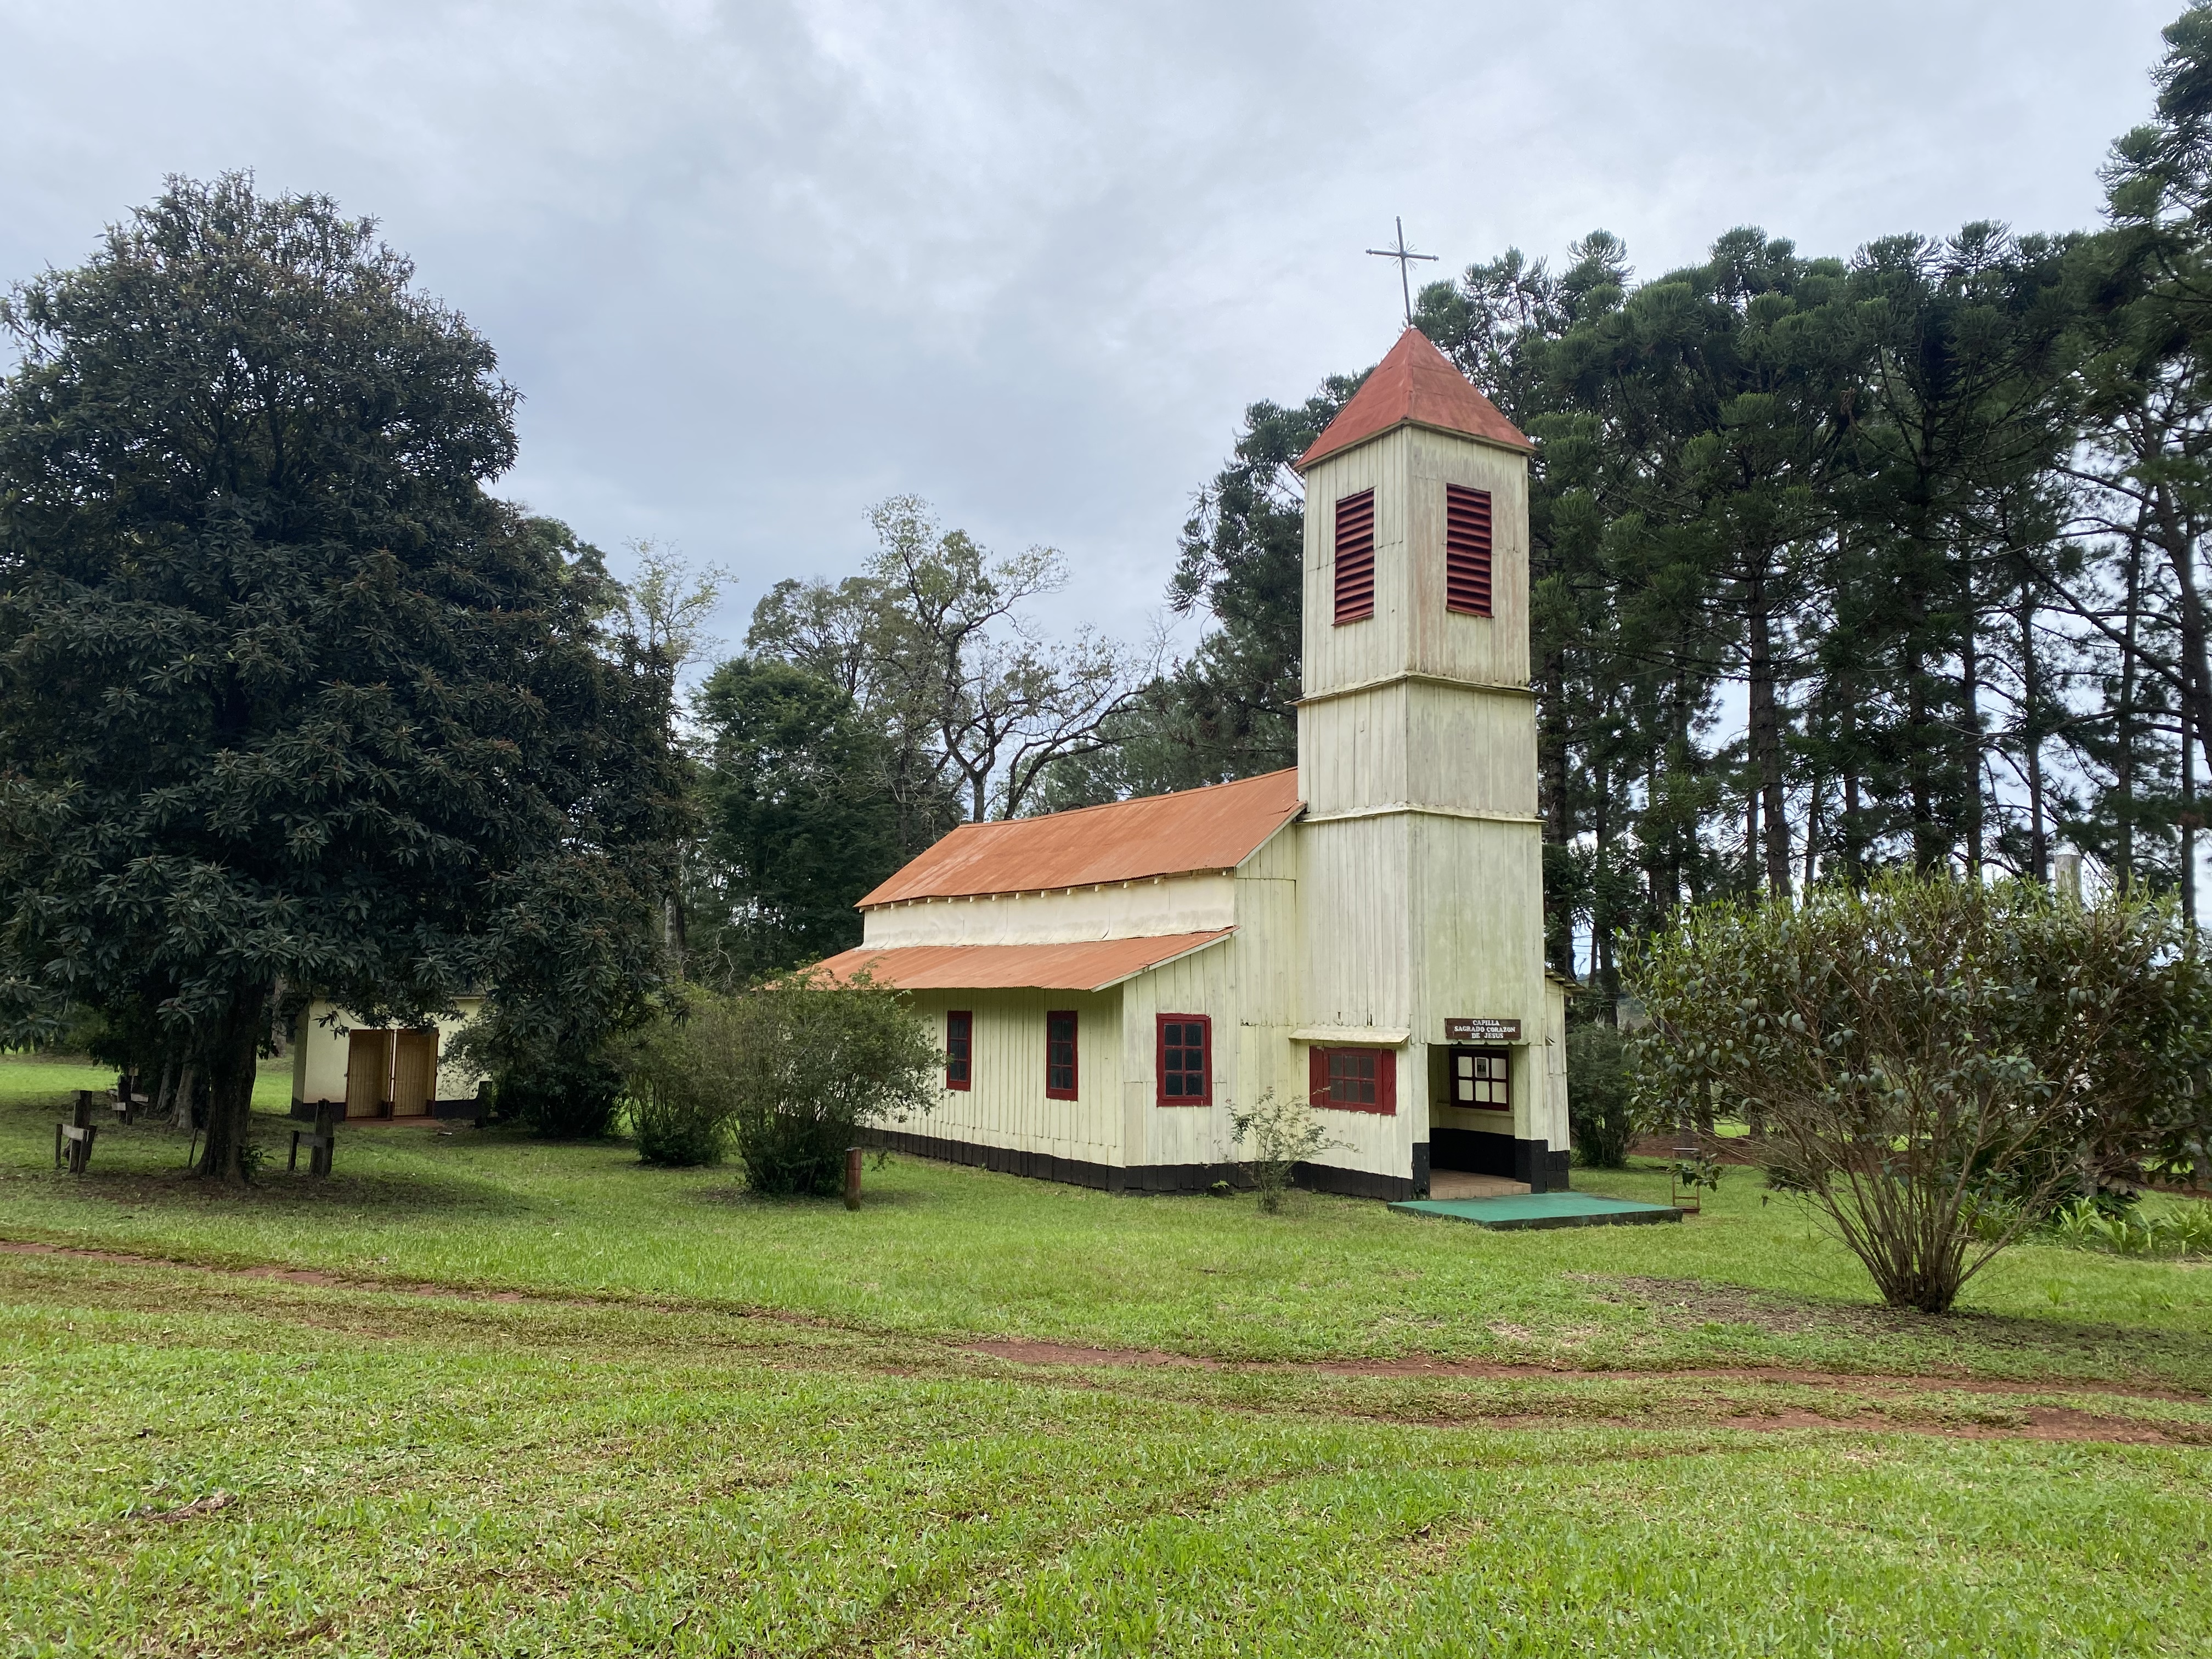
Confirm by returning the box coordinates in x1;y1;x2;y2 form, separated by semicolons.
905;988;1125;1166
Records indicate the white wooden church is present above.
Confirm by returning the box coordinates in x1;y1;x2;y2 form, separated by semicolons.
818;328;1571;1200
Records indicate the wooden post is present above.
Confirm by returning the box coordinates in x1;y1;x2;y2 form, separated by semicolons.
290;1100;338;1177
844;1146;863;1211
57;1091;98;1174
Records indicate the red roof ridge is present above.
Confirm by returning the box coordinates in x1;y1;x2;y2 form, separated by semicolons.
857;768;1302;907
1296;328;1531;471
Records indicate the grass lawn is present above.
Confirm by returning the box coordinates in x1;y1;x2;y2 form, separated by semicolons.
4;1054;2211;1654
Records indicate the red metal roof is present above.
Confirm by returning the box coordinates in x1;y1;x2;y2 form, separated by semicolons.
1296;328;1531;470
857;769;1302;907
813;931;1233;992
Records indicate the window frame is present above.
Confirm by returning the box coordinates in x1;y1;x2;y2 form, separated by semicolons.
1308;1045;1397;1115
945;1009;973;1092
1155;1014;1212;1107
1045;1009;1079;1101
1448;1044;1511;1113
1333;488;1377;624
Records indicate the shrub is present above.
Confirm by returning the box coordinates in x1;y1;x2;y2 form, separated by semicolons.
1566;1023;1638;1168
1231;1088;1345;1214
721;969;935;1197
1632;875;2212;1313
622;1000;738;1167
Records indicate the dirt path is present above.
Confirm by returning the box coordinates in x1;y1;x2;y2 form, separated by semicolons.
9;1235;2210;1446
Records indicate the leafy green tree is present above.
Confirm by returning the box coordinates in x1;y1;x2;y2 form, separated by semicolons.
690;657;904;980
1632;876;2212;1311
0;176;681;1175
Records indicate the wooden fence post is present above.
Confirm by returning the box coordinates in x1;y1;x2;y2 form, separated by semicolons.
844;1146;863;1211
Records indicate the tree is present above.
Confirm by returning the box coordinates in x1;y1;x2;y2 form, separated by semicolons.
1632;876;2212;1312
689;657;904;981
0;175;682;1175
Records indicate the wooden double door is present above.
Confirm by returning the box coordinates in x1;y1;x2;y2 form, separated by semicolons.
345;1028;439;1118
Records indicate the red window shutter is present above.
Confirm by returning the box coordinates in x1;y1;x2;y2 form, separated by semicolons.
1333;489;1376;624
1046;1011;1078;1101
1444;484;1492;617
1308;1045;1330;1108
1377;1049;1397;1116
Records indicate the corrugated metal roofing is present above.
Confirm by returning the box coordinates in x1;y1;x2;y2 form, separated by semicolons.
857;769;1301;907
813;930;1233;992
1297;327;1532;471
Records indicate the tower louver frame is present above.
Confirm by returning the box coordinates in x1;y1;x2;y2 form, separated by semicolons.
1444;484;1492;617
1333;489;1376;624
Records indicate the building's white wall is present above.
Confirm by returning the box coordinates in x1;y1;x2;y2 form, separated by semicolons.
290;997;487;1108
1119;938;1240;1169
860;876;1234;947
1295;814;1419;1182
901;988;1125;1166
1300;682;1539;822
1542;978;1572;1153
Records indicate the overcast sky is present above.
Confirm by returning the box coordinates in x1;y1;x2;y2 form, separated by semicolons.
0;0;2185;659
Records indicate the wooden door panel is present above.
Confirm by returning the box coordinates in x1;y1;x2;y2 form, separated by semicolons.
391;1029;438;1117
345;1030;391;1119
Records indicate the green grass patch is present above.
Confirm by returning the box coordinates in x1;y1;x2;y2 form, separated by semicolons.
5;1054;2212;1651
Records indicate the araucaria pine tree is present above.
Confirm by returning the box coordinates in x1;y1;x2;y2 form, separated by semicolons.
0;175;684;1178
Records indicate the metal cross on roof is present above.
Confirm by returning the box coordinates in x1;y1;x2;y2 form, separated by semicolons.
1366;217;1440;329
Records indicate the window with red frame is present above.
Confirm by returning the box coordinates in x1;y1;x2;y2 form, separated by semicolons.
1156;1015;1211;1105
1045;1011;1078;1100
1444;484;1493;617
1333;489;1376;623
945;1011;972;1091
1309;1046;1396;1115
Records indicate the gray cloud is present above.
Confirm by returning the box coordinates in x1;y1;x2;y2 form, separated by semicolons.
0;0;2180;654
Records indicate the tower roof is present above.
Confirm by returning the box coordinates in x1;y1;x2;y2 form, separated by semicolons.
1295;328;1531;470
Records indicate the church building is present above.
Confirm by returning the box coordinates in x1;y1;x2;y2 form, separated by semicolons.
817;328;1568;1201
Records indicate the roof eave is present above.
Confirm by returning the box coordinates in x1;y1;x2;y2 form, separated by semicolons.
1294;414;1534;474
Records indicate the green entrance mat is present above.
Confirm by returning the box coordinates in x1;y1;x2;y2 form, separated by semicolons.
1387;1193;1684;1230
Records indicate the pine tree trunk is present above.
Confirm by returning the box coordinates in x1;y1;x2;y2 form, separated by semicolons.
2019;586;2049;885
1746;567;1791;898
194;985;271;1183
1961;610;1984;879
2118;523;2145;894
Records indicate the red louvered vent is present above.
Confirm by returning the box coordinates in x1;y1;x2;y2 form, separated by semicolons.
1445;484;1492;617
1333;489;1376;624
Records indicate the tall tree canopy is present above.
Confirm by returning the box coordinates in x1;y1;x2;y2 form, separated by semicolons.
0;174;683;1173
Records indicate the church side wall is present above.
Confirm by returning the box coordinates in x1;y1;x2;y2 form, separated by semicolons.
1296;815;1418;1184
895;987;1125;1170
861;876;1235;948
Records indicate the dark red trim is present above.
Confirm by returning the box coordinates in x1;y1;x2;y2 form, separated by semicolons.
1046;1010;1079;1101
1156;1014;1211;1107
945;1010;972;1091
1311;1046;1396;1115
1333;489;1376;623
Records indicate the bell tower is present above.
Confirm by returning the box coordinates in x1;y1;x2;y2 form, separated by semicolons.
1291;328;1566;1194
